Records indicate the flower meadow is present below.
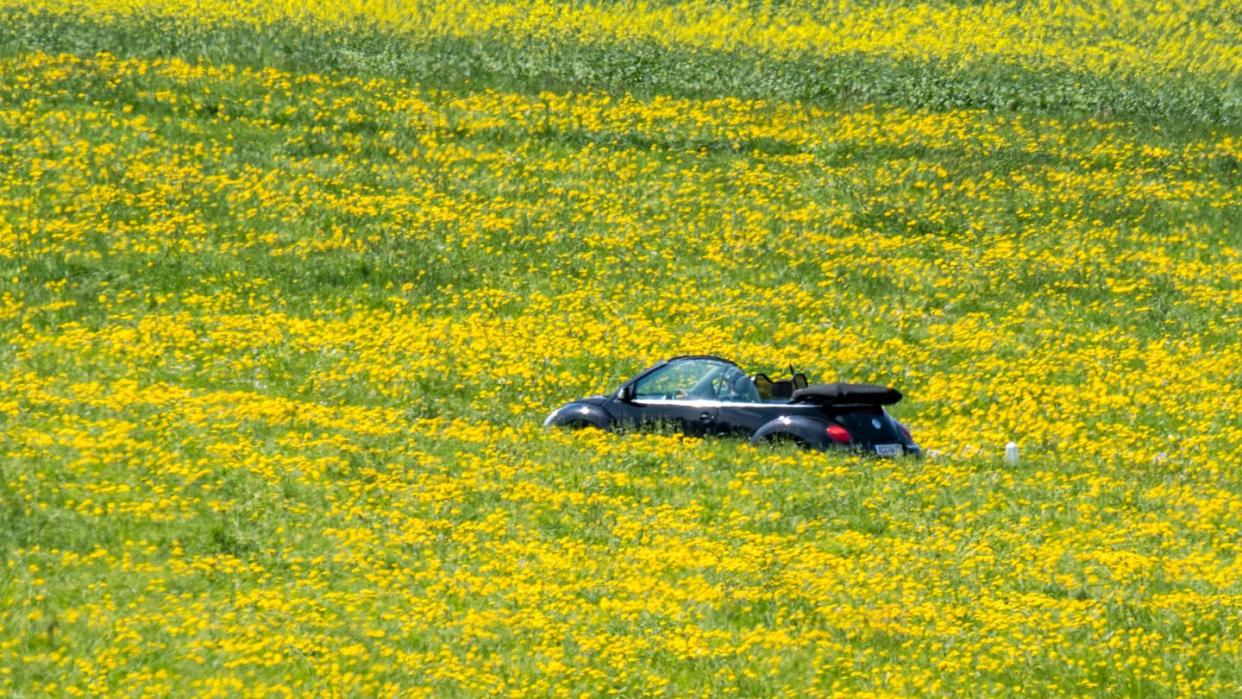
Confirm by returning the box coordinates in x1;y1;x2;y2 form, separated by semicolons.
1;2;1241;697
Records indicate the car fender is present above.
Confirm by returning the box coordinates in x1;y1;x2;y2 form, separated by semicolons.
543;402;614;430
751;415;831;450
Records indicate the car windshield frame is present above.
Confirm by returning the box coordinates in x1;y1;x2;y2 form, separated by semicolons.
632;358;733;401
628;357;766;403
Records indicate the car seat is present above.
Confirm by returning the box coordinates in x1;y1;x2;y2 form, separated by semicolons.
769;381;795;399
752;374;774;400
730;373;760;402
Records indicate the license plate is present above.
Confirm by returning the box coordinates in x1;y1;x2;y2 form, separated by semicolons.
875;443;903;457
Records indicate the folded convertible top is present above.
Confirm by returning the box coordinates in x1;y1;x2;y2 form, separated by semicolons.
791;382;903;406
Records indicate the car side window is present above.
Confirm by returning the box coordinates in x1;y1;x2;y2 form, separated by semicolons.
634;360;727;400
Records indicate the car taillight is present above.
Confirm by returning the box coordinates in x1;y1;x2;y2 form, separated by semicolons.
896;421;912;441
826;423;852;444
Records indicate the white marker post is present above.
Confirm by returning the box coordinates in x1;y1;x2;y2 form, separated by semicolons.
1005;441;1020;465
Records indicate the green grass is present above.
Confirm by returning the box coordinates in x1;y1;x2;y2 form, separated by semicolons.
1;8;1237;128
0;5;1240;696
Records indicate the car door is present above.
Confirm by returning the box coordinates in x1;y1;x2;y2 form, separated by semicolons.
626;358;725;436
634;399;717;436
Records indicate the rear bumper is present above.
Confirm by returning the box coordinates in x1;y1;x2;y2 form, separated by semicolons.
824;442;922;458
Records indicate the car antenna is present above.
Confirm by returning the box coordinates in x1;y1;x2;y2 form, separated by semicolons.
788;364;795;377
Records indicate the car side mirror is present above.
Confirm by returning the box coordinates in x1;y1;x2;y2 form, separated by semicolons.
618;384;635;402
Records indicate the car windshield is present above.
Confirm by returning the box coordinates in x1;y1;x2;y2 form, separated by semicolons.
634;359;758;402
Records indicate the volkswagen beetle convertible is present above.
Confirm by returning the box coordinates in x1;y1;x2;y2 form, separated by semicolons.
544;355;920;456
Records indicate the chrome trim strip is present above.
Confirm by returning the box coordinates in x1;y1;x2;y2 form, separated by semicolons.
632;399;781;409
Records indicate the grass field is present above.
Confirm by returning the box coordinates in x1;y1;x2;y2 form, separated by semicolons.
1;1;1240;696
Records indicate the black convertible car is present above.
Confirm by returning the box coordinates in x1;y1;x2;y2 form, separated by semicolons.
544;356;920;456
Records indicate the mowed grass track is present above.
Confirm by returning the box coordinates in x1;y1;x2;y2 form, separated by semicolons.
1;3;1241;697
